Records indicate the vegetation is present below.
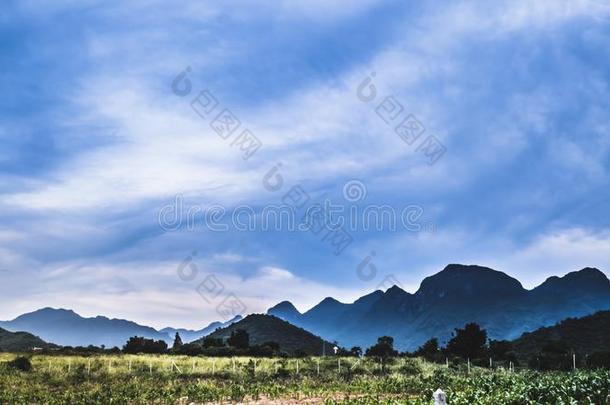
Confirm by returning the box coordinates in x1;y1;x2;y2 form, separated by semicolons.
123;337;168;354
2;353;610;404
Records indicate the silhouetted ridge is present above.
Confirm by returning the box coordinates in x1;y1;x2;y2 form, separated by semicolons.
416;264;525;299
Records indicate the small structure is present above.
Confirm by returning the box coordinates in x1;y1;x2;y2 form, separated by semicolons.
433;389;447;405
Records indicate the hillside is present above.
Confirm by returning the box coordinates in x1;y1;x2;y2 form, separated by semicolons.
512;311;610;356
199;314;333;355
0;327;54;352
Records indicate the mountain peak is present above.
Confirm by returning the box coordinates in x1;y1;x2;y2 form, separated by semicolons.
319;297;342;305
535;267;610;295
268;301;300;314
267;301;301;323
416;264;525;299
385;285;406;294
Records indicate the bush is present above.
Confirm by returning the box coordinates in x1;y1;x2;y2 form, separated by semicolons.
400;358;423;376
8;356;32;372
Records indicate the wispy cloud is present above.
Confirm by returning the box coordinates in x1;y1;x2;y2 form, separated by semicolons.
1;0;610;325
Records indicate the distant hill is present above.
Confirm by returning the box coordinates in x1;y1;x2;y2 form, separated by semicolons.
0;327;54;352
160;315;242;343
0;308;170;348
512;311;610;356
267;265;610;351
0;308;239;348
198;314;333;355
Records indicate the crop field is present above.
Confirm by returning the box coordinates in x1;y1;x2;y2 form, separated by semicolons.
1;353;610;404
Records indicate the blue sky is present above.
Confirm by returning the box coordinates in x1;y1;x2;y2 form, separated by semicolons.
2;0;610;329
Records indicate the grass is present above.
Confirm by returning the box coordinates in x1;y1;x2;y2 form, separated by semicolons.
1;353;609;404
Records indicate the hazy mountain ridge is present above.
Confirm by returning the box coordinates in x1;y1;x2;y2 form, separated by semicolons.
160;315;242;343
0;308;236;348
267;265;610;351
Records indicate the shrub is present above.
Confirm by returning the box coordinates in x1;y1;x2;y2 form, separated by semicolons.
8;356;32;372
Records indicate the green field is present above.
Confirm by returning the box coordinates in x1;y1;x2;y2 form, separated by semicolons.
1;353;610;404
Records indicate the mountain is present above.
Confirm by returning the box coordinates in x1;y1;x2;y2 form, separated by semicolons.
267;265;610;351
267;301;301;325
199;314;333;355
512;310;610;357
0;308;170;348
0;327;55;352
160;315;242;343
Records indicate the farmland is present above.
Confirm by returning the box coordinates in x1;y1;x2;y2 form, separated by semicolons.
1;354;610;404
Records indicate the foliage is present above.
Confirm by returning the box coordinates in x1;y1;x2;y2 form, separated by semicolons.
414;338;439;361
365;336;398;358
2;353;610;404
446;323;487;359
171;332;183;351
7;356;32;372
228;329;249;349
122;336;168;354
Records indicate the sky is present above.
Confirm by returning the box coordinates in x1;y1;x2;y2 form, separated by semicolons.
1;0;610;329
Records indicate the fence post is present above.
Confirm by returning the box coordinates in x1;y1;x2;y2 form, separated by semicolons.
317;358;320;375
296;360;299;374
573;354;576;371
338;358;341;373
445;357;449;368
467;358;470;374
149;361;152;375
489;357;492;369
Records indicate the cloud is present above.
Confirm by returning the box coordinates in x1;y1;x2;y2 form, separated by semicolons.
2;0;610;327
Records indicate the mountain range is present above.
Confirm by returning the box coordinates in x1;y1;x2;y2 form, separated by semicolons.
0;308;240;348
268;265;610;351
2;264;609;352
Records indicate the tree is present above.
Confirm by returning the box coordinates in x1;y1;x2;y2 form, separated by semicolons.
123;336;168;354
201;337;224;348
227;329;249;349
446;323;487;359
489;340;512;360
365;336;398;358
350;346;363;357
172;332;183;351
415;338;439;360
